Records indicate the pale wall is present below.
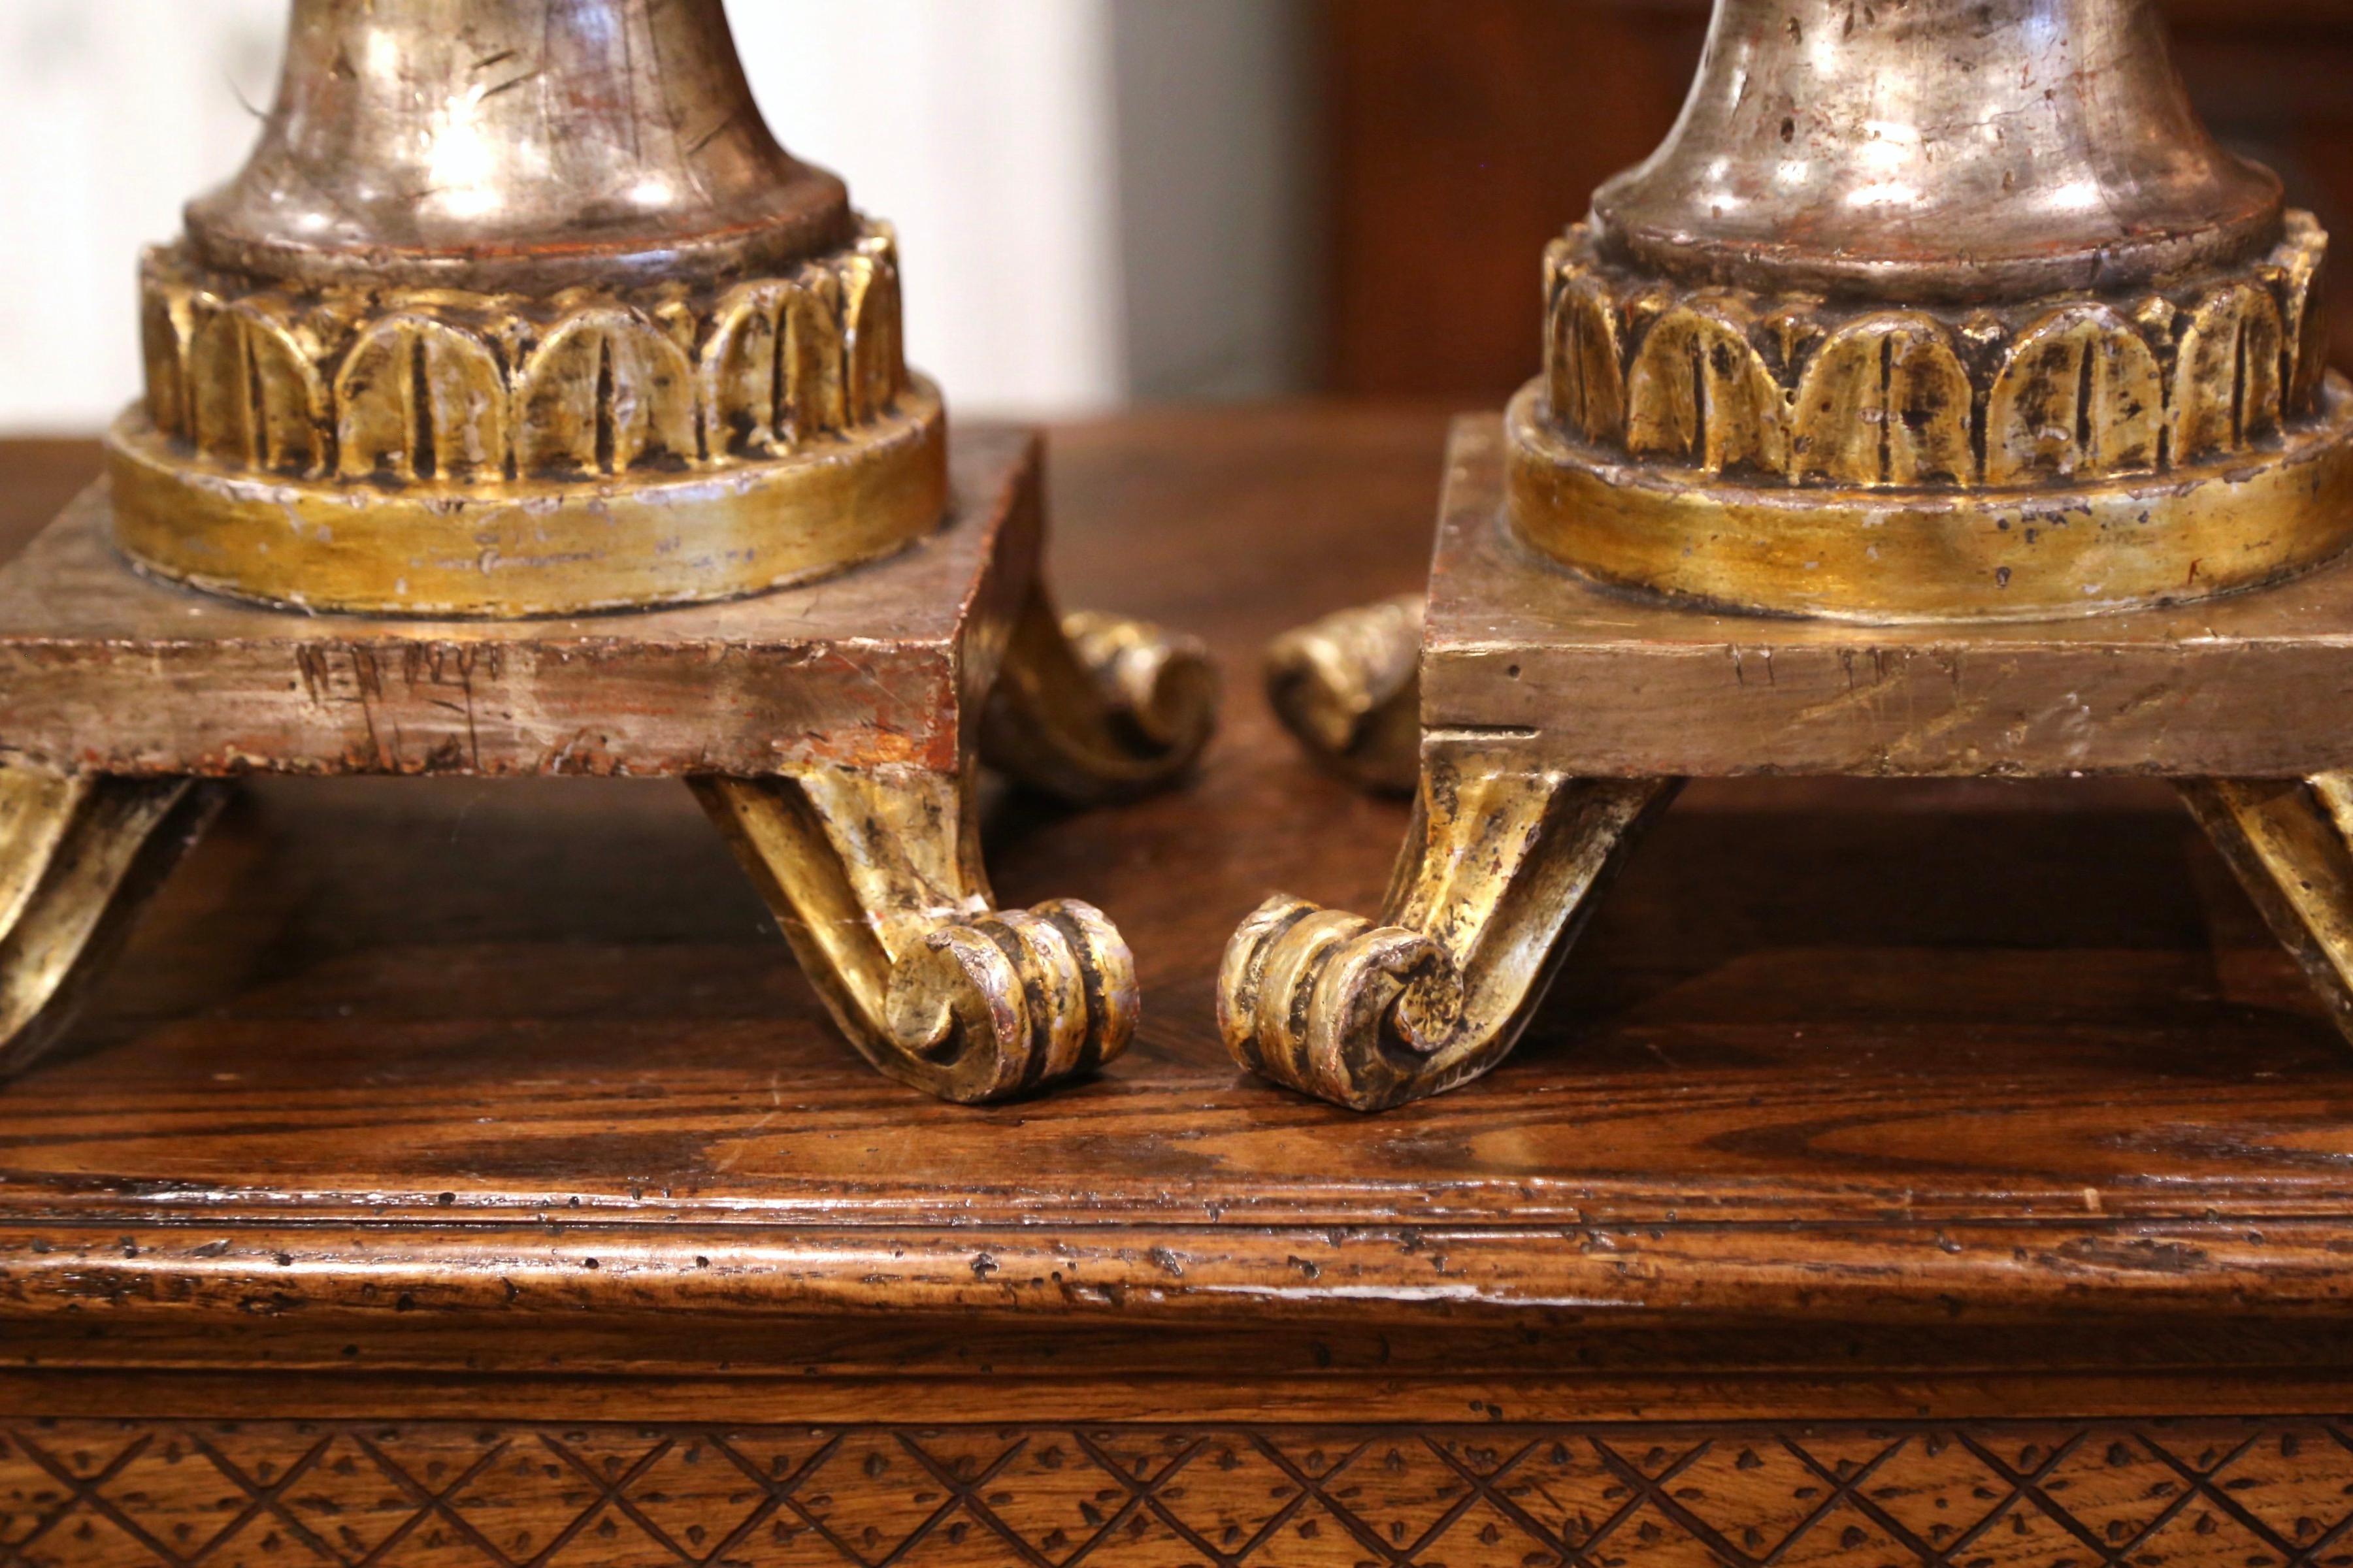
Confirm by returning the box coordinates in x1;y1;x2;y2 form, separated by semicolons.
0;0;1308;433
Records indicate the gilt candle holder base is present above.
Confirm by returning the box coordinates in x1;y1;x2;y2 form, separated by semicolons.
0;427;1213;1103
1225;415;2353;1109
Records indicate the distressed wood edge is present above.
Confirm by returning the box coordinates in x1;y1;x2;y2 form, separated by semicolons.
0;429;1050;780
1422;416;2353;779
8;1371;2353;1426
5;1218;2352;1333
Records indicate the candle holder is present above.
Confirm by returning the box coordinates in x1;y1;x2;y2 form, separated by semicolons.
1225;0;2353;1109
0;0;1215;1103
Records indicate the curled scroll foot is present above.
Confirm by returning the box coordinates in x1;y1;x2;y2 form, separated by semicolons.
883;896;1138;1103
1264;594;1425;794
0;762;226;1081
983;588;1219;808
694;767;1138;1104
2182;774;2353;1043
698;576;1208;1103
1219;748;1677;1111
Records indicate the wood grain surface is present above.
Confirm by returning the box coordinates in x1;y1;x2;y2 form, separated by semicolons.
4;416;2353;1560
1427;416;2353;777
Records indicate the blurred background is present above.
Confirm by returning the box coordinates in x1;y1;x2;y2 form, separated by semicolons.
3;0;2351;432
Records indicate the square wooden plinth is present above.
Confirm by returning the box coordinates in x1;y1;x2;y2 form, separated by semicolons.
0;427;1041;780
1425;416;2353;779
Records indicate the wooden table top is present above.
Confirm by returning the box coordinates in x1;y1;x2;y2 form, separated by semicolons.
2;413;2350;1424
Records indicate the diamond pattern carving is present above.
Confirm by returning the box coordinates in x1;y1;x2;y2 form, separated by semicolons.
2034;1428;2192;1551
1962;1496;2101;1568
14;1505;161;1568
5;1420;2353;1565
535;1507;666;1568
1153;1437;1298;1558
193;1427;326;1493
1061;1507;1208;1567
449;1439;604;1564
2213;1425;2353;1552
1771;1503;1910;1568
1324;1436;1468;1554
263;1433;421;1563
1666;1439;1837;1560
2132;1500;2297;1567
90;1440;246;1561
0;1433;73;1548
794;1433;959;1564
972;1433;1139;1563
1085;1431;1214;1490
1489;1437;1635;1554
1858;1432;2013;1554
612;1437;768;1558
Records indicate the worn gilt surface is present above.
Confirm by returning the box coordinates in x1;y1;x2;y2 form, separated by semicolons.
12;412;2353;1553
98;0;957;618
987;605;1221;809
1540;213;2331;489
2180;776;2353;1046
1234;0;2353;1109
113;225;947;617
1243;413;2353;1105
136;226;908;485
0;762;222;1080
684;582;1211;1102
1221;745;1676;1111
3;1420;2349;1567
1415;418;2353;782
0;431;1216;1100
1511;216;2353;623
0;0;1221;1103
692;760;1143;1105
1262;595;1423;794
1502;0;2353;624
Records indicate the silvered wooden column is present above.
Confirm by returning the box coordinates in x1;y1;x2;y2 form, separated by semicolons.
1227;0;2353;1109
0;0;1214;1101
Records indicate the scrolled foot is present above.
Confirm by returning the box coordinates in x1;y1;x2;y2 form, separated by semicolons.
885;897;1138;1103
1264;594;1424;793
1217;749;1677;1111
1219;896;1468;1110
0;761;225;1081
983;587;1219;806
693;766;1137;1104
2182;774;2353;1041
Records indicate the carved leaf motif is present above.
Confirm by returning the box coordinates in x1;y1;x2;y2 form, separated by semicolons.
786;268;849;442
185;296;244;466
133;226;909;487
2276;210;2331;419
2171;281;2286;466
699;280;795;459
516;308;697;476
1547;256;1626;446
1792;312;1973;487
842;231;906;427
1531;213;2338;493
139;256;196;441
1987;304;2164;485
334;315;509;483
188;298;329;478
1627;301;1788;476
